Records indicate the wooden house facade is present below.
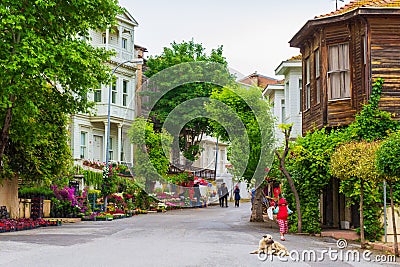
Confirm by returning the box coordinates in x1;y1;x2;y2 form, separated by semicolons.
290;0;400;135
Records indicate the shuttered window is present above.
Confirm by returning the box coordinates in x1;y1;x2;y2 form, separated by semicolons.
305;57;311;110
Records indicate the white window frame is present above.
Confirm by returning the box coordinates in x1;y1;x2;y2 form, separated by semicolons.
123;80;128;106
80;132;87;159
111;79;117;104
281;99;286;124
315;49;321;104
305;57;311;110
94;89;101;102
122;38;127;50
120;141;125;162
299;78;303;113
328;43;350;100
108;137;114;161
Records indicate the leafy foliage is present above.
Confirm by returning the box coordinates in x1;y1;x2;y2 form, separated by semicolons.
331;141;382;182
0;0;122;181
207;84;275;222
284;128;346;234
83;170;104;189
376;131;400;182
18;186;55;200
208;84;275;185
143;40;229;163
281;79;398;236
330;141;383;241
339;176;383;241
128;118;173;191
347;78;399;141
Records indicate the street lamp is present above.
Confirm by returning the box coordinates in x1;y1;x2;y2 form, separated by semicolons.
104;59;143;211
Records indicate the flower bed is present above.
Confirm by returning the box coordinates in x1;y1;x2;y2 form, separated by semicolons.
0;218;61;233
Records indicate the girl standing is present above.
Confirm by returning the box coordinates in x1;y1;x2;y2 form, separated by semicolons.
273;198;292;241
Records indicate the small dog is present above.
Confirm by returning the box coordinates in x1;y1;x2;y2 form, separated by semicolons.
250;234;289;256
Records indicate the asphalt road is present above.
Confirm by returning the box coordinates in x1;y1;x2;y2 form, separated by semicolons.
0;202;398;267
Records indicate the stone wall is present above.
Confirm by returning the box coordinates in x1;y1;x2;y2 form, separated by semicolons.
0;177;19;218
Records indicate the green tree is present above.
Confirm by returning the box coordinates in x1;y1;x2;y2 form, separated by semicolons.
143;40;229;166
275;124;302;233
331;141;382;248
207;84;275;222
128;118;173;192
376;130;400;256
0;0;122;181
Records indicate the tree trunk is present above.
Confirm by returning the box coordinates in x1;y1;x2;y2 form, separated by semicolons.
172;138;180;166
273;124;302;233
360;179;366;248
250;186;264;222
389;182;399;256
0;95;16;170
280;159;302;233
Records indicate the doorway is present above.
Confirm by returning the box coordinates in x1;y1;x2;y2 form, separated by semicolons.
93;135;103;162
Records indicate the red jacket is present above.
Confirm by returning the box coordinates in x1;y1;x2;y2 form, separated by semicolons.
276;198;289;220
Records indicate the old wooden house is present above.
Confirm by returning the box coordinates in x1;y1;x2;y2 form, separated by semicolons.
289;0;400;230
290;0;400;135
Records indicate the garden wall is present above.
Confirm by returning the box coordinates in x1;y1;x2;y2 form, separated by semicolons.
0;177;18;218
382;207;400;243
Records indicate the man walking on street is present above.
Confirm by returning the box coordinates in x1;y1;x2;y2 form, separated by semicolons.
221;183;229;207
217;185;223;207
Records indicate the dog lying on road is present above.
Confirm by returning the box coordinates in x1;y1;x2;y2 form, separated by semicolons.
249;234;289;256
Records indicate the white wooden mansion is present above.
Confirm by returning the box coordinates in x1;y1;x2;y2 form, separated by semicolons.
69;10;141;166
263;55;302;144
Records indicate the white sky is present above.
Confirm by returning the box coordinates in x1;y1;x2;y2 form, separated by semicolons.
119;0;350;79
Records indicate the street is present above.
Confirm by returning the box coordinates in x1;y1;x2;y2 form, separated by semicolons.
0;202;398;267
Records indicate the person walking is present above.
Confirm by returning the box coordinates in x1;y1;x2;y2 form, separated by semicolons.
217;185;223;207
273;198;292;241
221;183;229;207
193;181;201;207
233;185;241;207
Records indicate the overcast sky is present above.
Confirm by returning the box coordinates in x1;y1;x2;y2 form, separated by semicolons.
119;0;350;79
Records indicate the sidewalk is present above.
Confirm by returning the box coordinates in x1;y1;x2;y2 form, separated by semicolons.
321;229;359;241
321;229;397;255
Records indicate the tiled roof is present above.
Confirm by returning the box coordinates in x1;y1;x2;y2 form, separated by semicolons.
288;54;302;61
316;0;400;18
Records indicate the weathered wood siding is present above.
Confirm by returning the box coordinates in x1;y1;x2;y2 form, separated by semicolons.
369;17;400;118
300;15;400;136
351;19;368;111
327;99;355;127
302;23;357;135
301;34;324;134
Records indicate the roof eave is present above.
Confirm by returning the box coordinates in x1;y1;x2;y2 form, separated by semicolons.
275;60;302;75
290;7;400;48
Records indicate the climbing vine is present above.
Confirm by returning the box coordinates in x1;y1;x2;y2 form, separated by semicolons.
281;78;398;237
283;127;347;234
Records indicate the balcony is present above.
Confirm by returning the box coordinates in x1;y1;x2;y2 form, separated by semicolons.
95;103;135;122
97;44;134;62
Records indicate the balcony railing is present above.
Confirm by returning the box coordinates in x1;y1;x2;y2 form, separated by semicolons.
97;44;134;62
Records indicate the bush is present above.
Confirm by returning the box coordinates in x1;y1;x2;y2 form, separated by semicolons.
18;187;55;200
